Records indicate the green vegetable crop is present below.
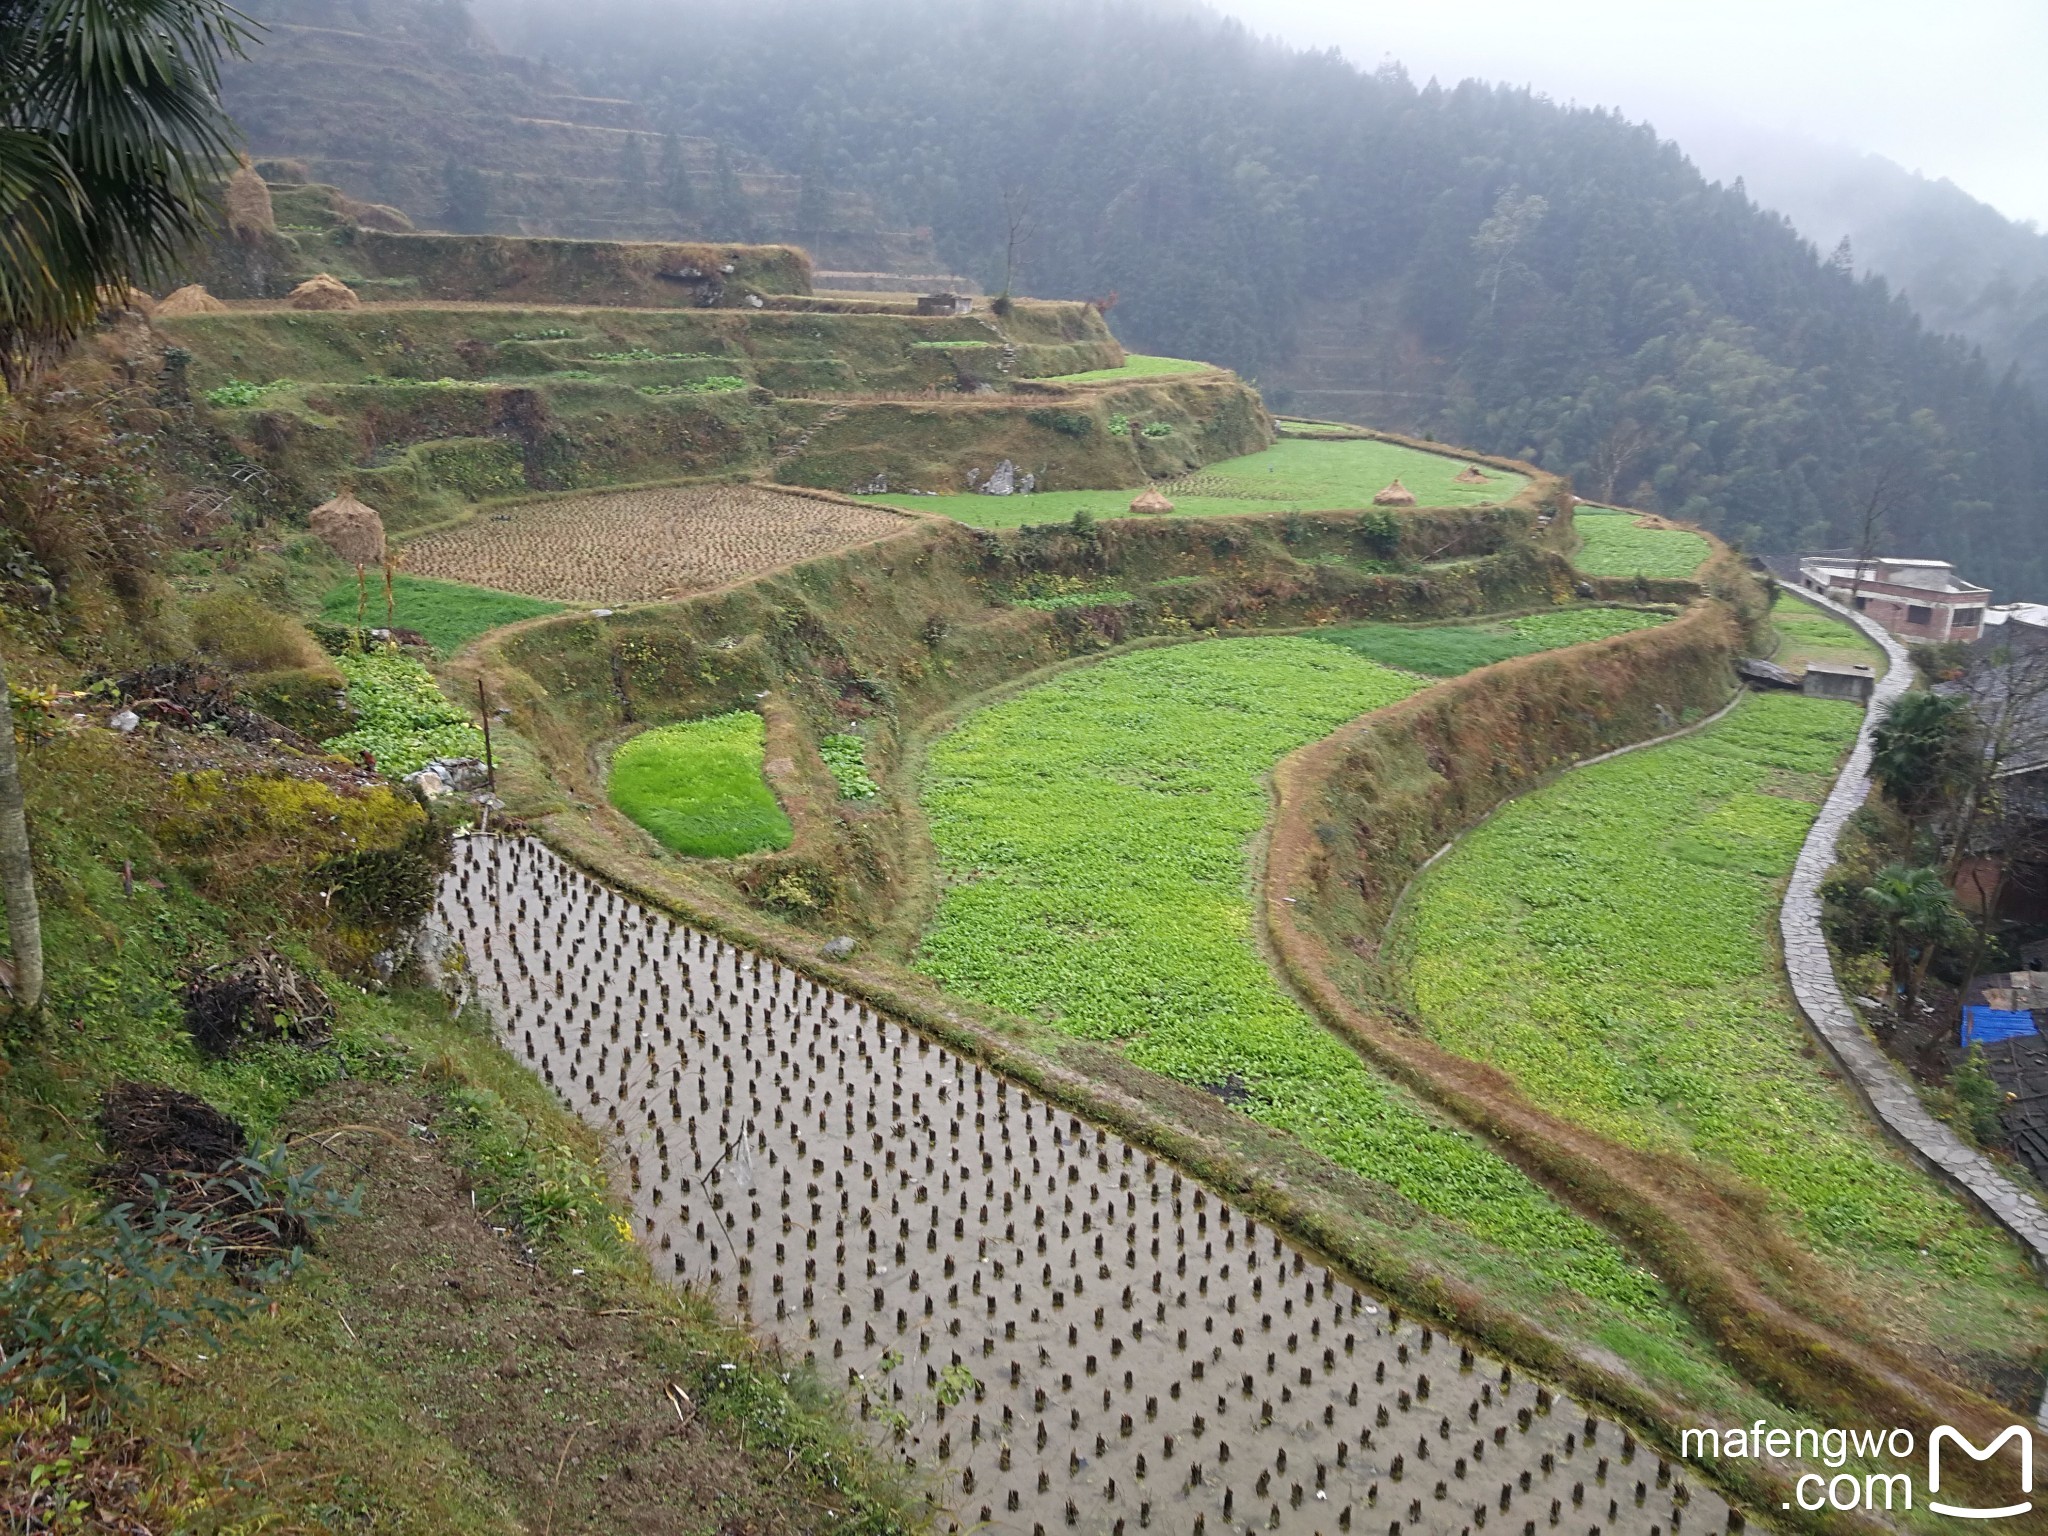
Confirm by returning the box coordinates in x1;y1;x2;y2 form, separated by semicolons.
324;651;485;775
916;636;1663;1307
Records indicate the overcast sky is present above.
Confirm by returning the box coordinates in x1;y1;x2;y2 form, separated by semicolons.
1220;0;2048;228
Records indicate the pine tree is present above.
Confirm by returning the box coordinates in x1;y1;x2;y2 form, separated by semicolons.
659;133;697;227
440;156;491;234
711;142;751;240
618;133;649;209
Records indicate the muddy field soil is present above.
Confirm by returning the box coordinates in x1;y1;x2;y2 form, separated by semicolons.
433;835;1734;1536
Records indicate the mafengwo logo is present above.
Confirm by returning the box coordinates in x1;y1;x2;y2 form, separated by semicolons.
1928;1426;2033;1521
1681;1420;2036;1517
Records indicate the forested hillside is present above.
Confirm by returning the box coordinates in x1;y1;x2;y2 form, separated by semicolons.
1683;122;2048;396
473;0;2048;595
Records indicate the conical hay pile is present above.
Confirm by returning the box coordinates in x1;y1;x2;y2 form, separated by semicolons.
288;273;360;311
1129;488;1175;515
1372;478;1416;506
155;284;228;317
309;493;387;567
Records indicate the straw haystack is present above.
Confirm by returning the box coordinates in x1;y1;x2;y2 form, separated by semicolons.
288;274;360;311
225;157;275;242
98;285;155;318
310;492;389;621
1453;465;1494;485
155;285;228;317
1129;488;1175;516
1372;478;1416;506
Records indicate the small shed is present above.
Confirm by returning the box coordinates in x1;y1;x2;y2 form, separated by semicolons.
917;292;973;316
1801;660;1875;703
1737;658;1799;690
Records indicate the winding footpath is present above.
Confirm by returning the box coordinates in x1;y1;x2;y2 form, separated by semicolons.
1775;590;2048;1377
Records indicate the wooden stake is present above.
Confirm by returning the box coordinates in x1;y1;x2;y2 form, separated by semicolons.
478;677;497;790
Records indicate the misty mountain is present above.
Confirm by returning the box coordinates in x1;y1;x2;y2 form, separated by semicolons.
1678;121;2048;397
451;0;2047;595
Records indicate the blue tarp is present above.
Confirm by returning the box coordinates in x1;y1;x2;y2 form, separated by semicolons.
1961;1006;2040;1045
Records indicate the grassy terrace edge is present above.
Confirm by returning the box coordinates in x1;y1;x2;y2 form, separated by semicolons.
1259;547;2034;1496
448;479;1891;1524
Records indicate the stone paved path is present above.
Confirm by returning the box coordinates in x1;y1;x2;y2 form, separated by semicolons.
1776;589;2048;1283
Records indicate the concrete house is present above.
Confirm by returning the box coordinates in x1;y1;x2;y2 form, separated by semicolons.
1796;555;1989;643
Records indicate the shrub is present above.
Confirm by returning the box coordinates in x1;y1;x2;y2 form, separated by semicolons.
240;664;352;739
1951;1046;2007;1148
1027;408;1094;438
1356;510;1402;556
190;592;329;673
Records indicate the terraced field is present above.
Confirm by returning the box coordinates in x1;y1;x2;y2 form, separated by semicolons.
402;484;914;602
1389;692;2047;1371
913;637;1663;1308
1571;510;1710;579
437;837;1732;1536
868;438;1525;529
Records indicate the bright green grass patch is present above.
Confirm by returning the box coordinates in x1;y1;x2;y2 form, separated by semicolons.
1393;692;2031;1294
1013;588;1137;611
871;438;1525;529
609;712;792;859
1572;510;1710;578
916;637;1662;1310
1044;353;1215;383
324;650;485;774
1274;418;1359;436
818;732;879;800
1311;607;1668;677
320;574;565;655
1770;596;1886;674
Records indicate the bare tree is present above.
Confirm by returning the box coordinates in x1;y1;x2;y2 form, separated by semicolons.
1587;417;1656;505
997;184;1035;306
1841;428;1939;609
0;658;43;1009
1471;189;1548;315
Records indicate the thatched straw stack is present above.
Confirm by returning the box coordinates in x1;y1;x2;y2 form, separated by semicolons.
310;493;387;568
1129;488;1175;515
98;285;155;318
155;285;228;317
225;156;276;242
1372;478;1416;506
1453;465;1493;485
288;274;360;311
311;492;390;621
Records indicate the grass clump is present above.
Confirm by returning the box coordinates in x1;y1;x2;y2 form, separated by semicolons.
1047;353;1215;383
1572;510;1710;578
1393;693;2042;1311
319;573;565;655
609;711;792;858
916;636;1664;1309
1312;607;1668;676
818;732;879;800
324;650;485;773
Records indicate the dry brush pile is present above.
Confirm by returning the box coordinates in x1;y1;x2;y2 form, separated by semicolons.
403;484;913;603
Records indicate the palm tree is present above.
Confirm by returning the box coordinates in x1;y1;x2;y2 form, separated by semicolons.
0;0;252;1007
1;0;255;388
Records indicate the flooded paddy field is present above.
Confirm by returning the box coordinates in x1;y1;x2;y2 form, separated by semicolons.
432;835;1736;1536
